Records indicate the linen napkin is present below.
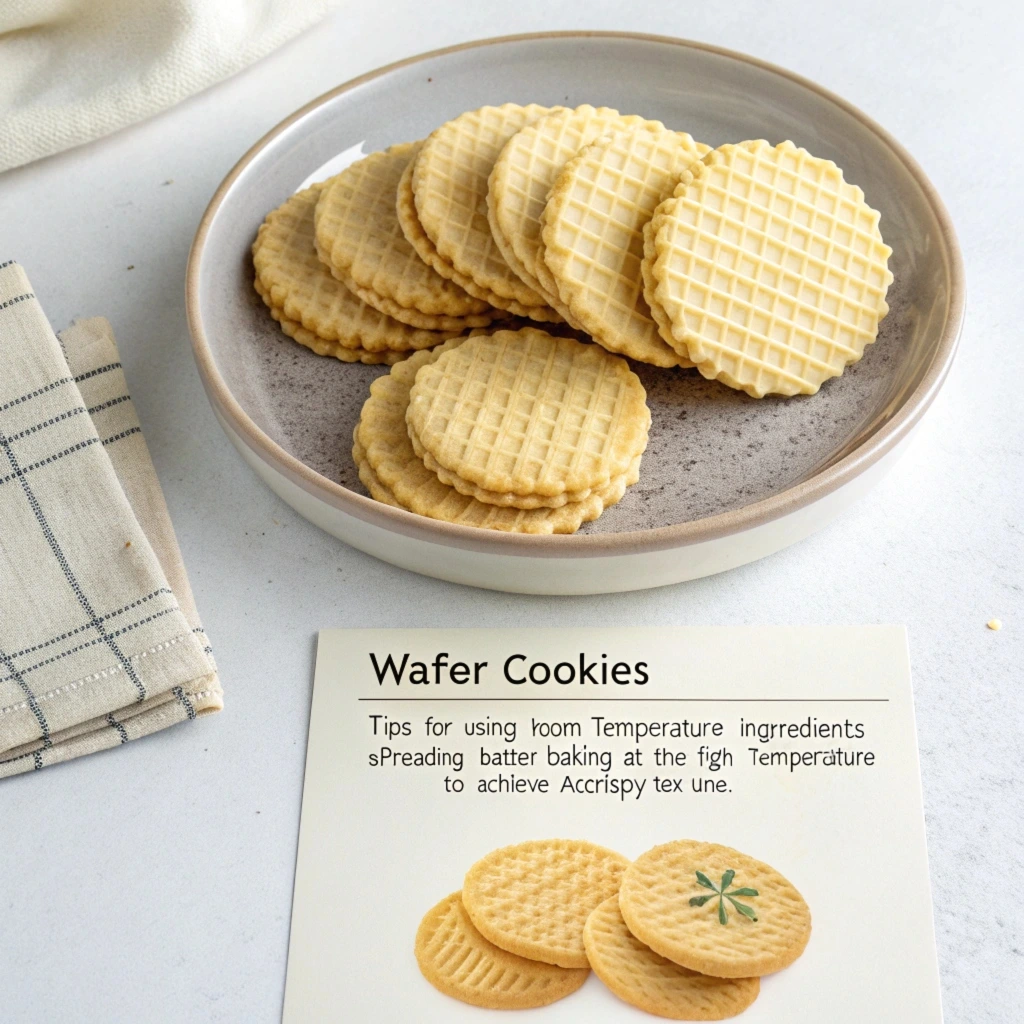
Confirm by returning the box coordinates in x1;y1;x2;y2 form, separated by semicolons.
0;0;340;173
0;261;222;777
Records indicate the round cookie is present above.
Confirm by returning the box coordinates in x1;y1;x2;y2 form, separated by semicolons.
396;154;558;320
642;214;686;355
413;104;561;313
541;127;709;367
313;144;494;331
408;434;629;509
584;896;760;1020
356;339;640;533
619;840;812;978
253;278;406;365
406;328;650;501
461;838;630;969
252;183;458;352
488;105;665;312
645;139;893;397
415;891;589;1010
353;430;402;505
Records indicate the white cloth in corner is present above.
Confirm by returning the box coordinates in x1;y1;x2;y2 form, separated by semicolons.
0;0;339;172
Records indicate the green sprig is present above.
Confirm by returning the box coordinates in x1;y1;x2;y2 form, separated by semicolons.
688;870;759;925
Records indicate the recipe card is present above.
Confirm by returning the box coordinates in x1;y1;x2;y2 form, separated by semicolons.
283;627;941;1022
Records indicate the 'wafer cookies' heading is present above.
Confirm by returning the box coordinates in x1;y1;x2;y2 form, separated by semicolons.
368;649;650;685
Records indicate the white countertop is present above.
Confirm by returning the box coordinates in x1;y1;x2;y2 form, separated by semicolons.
1;2;1021;1021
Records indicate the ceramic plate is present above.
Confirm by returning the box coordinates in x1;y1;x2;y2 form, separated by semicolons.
186;32;963;594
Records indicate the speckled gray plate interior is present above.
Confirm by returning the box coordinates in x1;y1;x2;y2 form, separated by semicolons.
200;35;952;534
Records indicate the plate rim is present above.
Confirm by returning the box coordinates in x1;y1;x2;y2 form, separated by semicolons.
185;29;965;556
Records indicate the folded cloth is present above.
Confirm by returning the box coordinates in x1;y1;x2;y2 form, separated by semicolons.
0;0;339;172
0;261;222;777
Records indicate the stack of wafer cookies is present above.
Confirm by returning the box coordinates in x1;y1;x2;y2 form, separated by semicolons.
409;105;565;321
252;183;461;364
315;143;495;332
415;837;810;1018
355;328;649;534
251;100;892;531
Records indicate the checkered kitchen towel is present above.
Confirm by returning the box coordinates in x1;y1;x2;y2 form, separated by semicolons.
0;261;222;777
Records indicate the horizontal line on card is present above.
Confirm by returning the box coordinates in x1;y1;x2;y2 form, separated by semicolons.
355;698;890;703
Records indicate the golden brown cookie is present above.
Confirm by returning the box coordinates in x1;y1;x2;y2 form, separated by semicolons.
584;896;760;1020
396;154;551;319
413;104;562;312
415;891;589;1009
488;105;664;311
252;183;457;351
461;839;630;968
406;328;650;502
356;340;639;533
644;140;892;397
253;277;406;365
313;143;495;331
541;127;708;367
619;840;812;978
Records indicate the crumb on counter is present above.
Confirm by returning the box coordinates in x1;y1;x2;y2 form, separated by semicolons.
987;618;1002;631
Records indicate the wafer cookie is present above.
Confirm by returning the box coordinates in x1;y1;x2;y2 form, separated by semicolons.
461;839;630;969
252;183;457;352
488;106;665;312
584;896;760;1020
645;140;893;396
542;127;708;367
413;104;562;315
642;215;683;354
356;340;639;533
352;430;402;504
406;328;650;501
415;892;589;1009
254;278;405;365
395;155;556;319
408;433;628;509
619;840;812;978
314;143;494;332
